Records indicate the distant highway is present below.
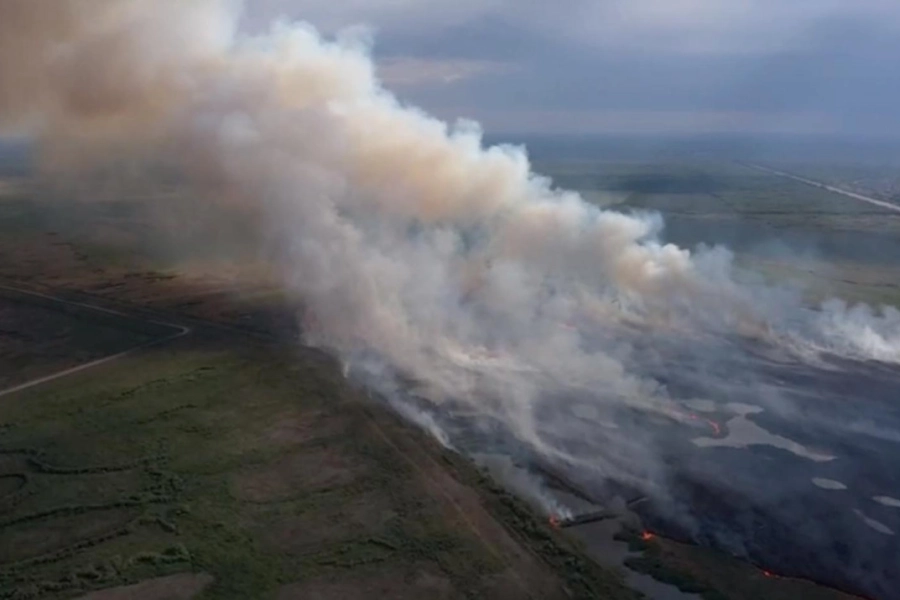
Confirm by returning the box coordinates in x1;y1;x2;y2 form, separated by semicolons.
742;162;900;214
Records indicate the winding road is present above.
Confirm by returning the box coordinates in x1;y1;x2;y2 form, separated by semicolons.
0;284;191;399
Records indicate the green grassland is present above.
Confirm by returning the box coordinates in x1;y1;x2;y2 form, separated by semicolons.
0;331;641;600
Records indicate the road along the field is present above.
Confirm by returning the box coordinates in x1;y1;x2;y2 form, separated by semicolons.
0;284;191;399
742;162;900;214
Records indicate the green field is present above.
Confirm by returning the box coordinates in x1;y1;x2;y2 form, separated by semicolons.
0;155;890;599
0;319;639;599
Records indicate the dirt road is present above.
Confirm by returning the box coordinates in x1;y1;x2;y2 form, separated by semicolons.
0;284;191;399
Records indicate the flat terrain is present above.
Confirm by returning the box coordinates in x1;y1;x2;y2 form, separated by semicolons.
0;293;151;389
0;176;636;599
540;159;900;307
613;529;861;600
2;155;894;599
0;289;635;600
534;158;900;599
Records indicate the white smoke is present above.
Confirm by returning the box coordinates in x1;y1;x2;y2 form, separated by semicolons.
814;300;900;364
1;0;898;486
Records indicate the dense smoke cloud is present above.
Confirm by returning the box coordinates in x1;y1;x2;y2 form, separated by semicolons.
1;0;898;496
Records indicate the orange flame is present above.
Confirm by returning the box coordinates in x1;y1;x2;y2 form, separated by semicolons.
549;516;561;529
641;531;655;541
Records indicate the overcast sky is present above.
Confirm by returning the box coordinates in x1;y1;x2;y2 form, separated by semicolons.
240;0;900;137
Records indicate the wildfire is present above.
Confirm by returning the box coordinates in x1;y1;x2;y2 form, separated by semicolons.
641;531;655;541
683;411;722;436
549;515;561;529
705;418;722;436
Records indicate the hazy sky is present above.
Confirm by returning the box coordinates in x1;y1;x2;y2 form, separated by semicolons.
244;0;900;136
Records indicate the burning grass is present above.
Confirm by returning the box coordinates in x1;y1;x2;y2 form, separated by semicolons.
614;527;865;600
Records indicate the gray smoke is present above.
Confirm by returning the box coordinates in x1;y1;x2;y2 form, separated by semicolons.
1;0;898;496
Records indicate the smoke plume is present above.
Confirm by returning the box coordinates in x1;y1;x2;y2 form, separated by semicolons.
2;0;899;514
